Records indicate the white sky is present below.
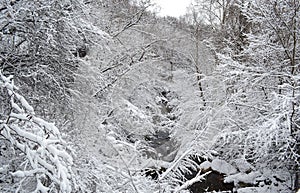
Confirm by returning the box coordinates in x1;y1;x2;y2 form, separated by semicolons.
152;0;193;17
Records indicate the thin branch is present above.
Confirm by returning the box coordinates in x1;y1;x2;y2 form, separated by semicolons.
174;170;211;193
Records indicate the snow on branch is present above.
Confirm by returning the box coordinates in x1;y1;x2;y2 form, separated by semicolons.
0;73;74;193
174;170;211;193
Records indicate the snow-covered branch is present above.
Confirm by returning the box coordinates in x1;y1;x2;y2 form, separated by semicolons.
0;73;74;193
174;170;211;193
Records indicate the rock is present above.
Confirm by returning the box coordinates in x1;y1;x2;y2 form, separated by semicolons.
211;158;237;175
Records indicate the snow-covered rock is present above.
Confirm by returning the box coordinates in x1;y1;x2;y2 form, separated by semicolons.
224;171;261;185
211;158;237;175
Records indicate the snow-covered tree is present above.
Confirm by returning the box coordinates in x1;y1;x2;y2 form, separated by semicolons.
0;0;102;119
0;73;74;192
214;0;299;190
2;0;296;192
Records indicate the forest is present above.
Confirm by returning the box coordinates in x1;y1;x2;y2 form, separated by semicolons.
0;0;299;192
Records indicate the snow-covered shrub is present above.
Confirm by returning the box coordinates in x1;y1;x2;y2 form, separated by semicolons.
0;73;74;193
210;0;299;190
